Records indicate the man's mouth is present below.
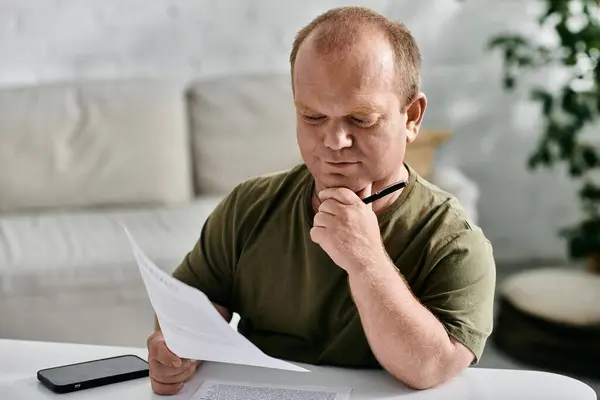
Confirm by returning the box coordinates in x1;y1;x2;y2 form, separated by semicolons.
325;161;359;167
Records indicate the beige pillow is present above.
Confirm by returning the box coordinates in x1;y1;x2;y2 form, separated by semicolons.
187;74;303;194
0;79;194;212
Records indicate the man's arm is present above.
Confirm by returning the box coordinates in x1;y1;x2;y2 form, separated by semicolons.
348;229;495;390
348;257;475;390
312;187;495;390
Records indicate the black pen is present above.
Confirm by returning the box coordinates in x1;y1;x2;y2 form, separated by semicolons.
362;180;408;205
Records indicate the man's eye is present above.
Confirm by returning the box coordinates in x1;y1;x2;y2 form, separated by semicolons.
303;115;326;124
350;116;376;127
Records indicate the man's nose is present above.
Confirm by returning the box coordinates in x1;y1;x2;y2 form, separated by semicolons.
323;125;353;150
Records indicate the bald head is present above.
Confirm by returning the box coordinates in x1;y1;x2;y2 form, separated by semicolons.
290;6;422;107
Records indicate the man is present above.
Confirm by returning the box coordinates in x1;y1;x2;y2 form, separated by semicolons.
147;6;495;395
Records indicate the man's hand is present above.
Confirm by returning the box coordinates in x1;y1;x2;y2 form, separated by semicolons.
310;185;386;273
147;331;200;395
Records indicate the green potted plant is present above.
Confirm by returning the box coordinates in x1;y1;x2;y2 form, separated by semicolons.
488;0;600;273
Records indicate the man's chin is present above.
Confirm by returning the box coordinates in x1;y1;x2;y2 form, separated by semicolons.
316;172;363;192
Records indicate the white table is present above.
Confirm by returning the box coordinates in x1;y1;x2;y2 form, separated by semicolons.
0;339;596;399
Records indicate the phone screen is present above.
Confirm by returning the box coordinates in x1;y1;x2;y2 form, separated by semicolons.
39;355;149;386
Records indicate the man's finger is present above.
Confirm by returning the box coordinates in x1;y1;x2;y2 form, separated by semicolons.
151;337;182;367
179;362;199;383
318;187;359;205
150;360;198;384
313;211;335;228
310;226;325;244
316;199;344;216
151;379;183;395
149;359;192;378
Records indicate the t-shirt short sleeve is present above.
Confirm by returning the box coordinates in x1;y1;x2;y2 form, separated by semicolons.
171;187;241;309
418;229;496;363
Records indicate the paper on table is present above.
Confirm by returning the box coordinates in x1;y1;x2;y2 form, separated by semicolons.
123;227;308;372
193;380;352;400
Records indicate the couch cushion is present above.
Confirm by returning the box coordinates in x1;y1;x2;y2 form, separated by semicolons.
0;196;223;297
187;74;303;194
0;79;193;213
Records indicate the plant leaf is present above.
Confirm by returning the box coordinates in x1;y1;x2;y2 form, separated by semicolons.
531;88;554;116
580;182;600;201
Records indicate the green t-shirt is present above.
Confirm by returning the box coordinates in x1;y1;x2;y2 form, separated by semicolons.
172;163;496;367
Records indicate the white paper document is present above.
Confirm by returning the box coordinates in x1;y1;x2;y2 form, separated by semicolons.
123;227;308;372
193;380;352;400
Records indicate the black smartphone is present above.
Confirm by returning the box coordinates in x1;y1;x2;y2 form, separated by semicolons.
37;354;149;394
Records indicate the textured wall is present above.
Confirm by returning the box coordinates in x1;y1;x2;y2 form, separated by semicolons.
0;0;585;264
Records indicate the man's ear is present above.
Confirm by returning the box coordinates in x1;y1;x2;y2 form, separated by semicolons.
405;92;427;143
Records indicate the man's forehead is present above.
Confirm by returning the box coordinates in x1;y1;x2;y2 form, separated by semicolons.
293;52;397;102
293;37;398;115
296;54;394;86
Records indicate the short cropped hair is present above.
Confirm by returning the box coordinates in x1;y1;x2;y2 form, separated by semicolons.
290;6;422;107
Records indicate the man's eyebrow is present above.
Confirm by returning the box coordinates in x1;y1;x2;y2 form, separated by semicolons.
294;100;314;112
295;100;382;115
350;105;382;115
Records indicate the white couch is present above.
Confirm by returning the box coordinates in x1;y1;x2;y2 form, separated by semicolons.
0;74;478;348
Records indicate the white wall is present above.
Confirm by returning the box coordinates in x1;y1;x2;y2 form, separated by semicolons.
0;0;584;264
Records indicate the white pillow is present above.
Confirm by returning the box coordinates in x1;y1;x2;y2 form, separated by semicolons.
0;79;193;212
